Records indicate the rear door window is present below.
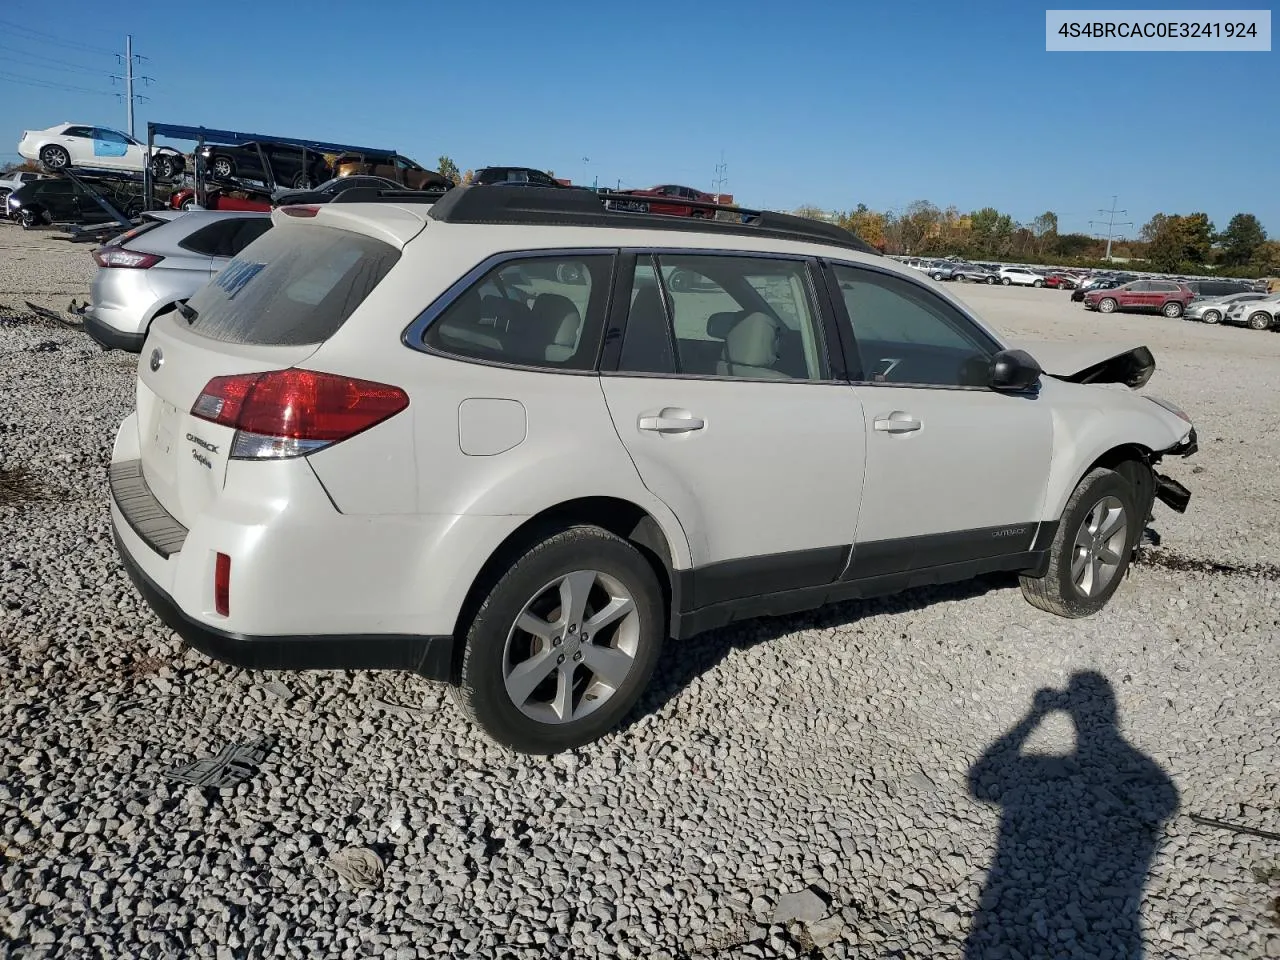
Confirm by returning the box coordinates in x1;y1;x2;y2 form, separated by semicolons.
183;224;400;346
421;254;613;370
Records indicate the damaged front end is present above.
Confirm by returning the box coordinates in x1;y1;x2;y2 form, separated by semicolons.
1150;426;1196;514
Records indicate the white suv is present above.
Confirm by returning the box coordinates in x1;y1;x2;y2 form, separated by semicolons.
999;266;1045;287
108;187;1197;753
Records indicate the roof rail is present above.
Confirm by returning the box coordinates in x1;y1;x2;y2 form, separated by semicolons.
329;184;879;254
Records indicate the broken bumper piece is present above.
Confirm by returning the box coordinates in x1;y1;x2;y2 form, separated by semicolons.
1155;473;1191;514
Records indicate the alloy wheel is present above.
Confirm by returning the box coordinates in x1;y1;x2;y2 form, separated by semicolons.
502;570;640;724
1071;496;1127;597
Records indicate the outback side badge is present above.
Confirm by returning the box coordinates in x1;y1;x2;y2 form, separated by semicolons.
149;348;163;372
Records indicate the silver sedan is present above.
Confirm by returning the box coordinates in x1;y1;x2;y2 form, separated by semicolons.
1185;292;1269;324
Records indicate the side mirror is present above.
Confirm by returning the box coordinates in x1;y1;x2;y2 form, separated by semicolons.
990;348;1042;393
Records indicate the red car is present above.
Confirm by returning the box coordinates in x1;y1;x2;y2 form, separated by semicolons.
1083;279;1195;318
168;187;272;213
610;183;719;218
1045;272;1085;289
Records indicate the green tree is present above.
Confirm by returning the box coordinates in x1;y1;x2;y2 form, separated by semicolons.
969;207;1015;256
898;200;942;254
1182;212;1214;263
838;203;887;250
1218;213;1268;266
1143;212;1215;270
437;155;461;184
1032;211;1058;237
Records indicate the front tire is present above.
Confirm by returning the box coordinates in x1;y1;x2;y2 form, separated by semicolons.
1201;309;1221;324
40;145;71;170
452;525;664;753
985;275;996;284
1033;279;1044;288
1001;277;1012;285
211;156;235;180
1098;297;1118;314
1162;301;1184;319
1021;467;1139;618
1247;311;1273;331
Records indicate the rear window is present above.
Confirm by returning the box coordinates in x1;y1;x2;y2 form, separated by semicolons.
184;224;400;346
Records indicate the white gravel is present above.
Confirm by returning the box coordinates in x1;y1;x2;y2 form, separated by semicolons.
1;224;1277;959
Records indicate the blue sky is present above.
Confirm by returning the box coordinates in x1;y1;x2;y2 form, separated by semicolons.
1;0;1275;237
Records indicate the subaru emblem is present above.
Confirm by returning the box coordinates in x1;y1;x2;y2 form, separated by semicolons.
149;348;163;373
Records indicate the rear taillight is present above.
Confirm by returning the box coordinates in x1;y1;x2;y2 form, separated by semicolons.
280;205;320;218
190;369;409;460
214;553;231;617
94;248;163;268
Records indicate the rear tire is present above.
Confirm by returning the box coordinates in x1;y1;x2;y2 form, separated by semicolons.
1247;311;1273;331
931;272;944;281
152;154;180;180
1021;467;1140;618
1162;301;1184;319
452;525;665;754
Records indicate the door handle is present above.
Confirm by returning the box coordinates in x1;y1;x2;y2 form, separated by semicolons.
638;408;705;434
873;411;922;434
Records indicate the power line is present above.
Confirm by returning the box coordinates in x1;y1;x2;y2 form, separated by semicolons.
0;19;117;56
0;70;113;96
0;46;111;76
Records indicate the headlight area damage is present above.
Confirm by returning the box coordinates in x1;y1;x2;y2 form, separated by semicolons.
1015;339;1196;515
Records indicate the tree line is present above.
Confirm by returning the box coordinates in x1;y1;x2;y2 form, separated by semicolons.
791;201;1278;278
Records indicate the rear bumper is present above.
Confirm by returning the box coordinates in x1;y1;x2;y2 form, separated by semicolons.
107;438;466;681
113;525;456;678
84;309;146;352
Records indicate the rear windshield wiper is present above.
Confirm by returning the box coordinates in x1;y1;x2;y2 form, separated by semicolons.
175;300;198;323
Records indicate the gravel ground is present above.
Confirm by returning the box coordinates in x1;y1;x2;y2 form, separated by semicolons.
1;224;1277;960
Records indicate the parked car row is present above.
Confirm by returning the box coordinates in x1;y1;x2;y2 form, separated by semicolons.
1079;279;1276;328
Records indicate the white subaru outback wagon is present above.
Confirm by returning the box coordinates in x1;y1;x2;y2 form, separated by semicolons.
109;186;1196;753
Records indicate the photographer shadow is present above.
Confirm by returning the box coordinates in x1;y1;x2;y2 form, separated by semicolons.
964;672;1178;960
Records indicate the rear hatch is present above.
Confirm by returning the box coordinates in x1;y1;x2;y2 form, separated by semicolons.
134;212;414;527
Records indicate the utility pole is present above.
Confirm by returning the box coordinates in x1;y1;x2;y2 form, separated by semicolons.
711;151;728;202
1089;195;1133;261
111;35;153;138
